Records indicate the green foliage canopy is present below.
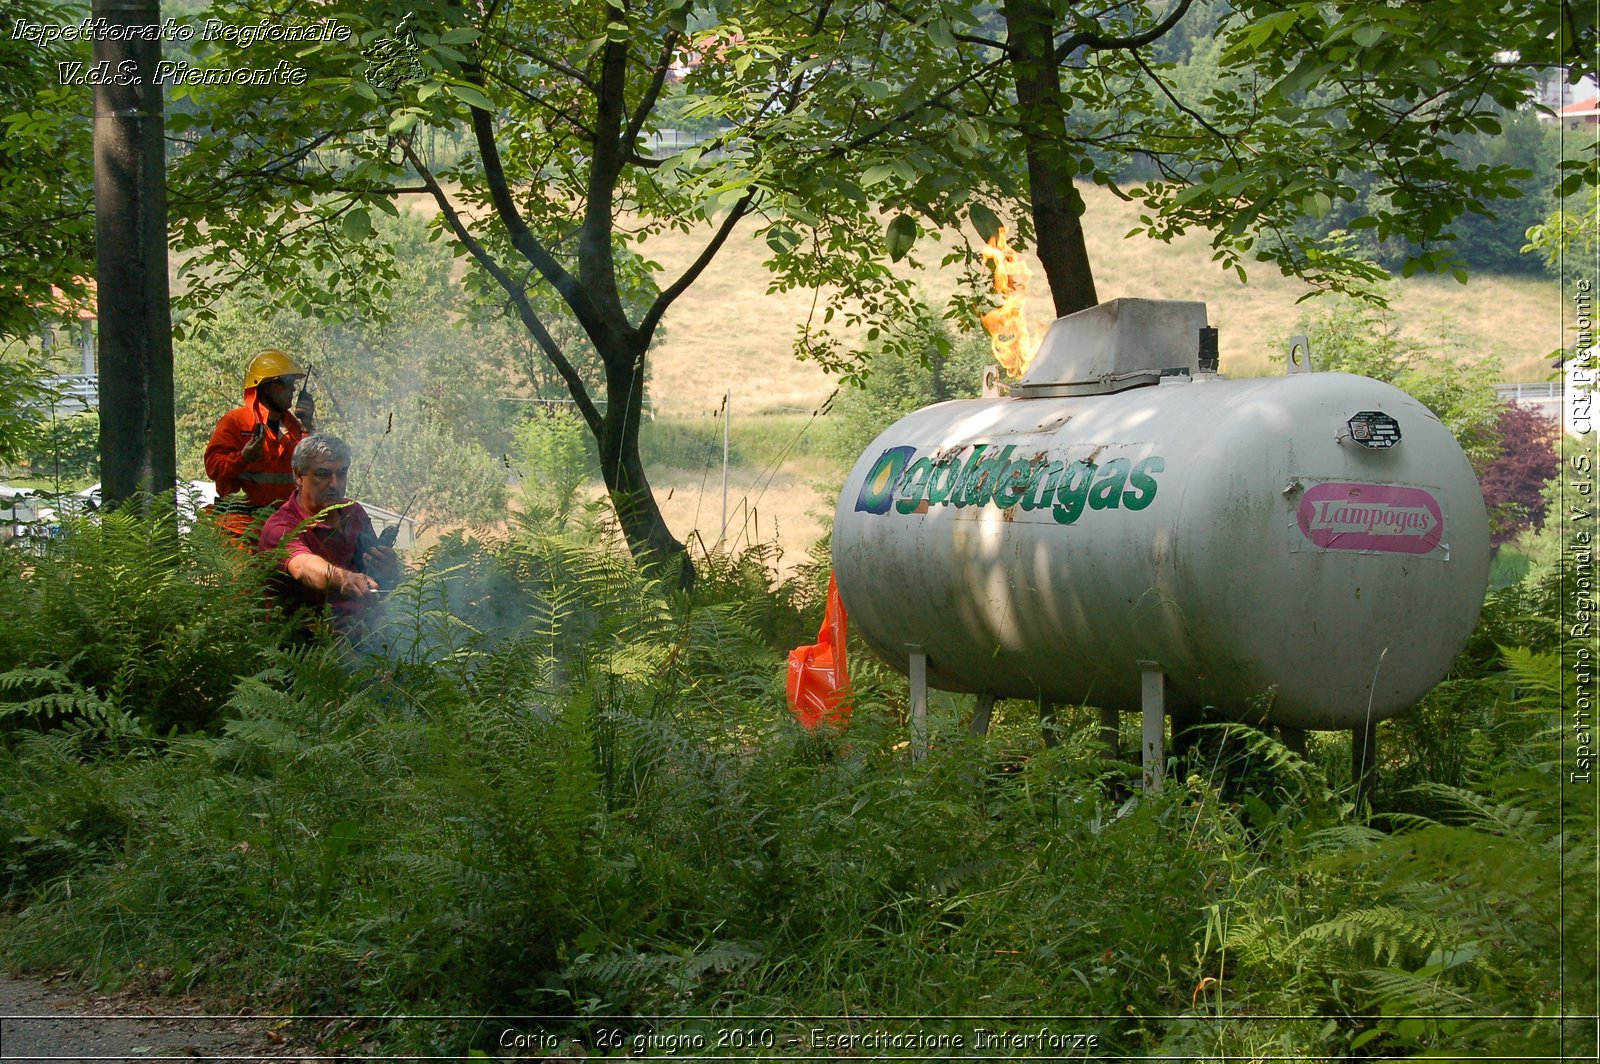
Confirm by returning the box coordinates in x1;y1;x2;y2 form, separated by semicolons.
1115;0;1591;287
152;0;1594;574
0;0;94;342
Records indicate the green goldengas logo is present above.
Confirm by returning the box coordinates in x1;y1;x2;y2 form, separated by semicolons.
855;444;1164;524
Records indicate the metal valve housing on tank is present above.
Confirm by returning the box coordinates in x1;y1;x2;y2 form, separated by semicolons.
832;298;1491;731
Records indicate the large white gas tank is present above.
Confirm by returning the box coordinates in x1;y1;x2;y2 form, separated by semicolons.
832;299;1491;730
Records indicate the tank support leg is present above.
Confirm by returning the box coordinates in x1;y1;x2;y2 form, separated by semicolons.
1279;725;1307;757
1139;663;1165;794
908;646;928;759
1351;721;1377;812
1100;705;1120;762
1039;700;1059;747
971;693;995;737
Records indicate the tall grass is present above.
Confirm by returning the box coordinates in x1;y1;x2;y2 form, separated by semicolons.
0;508;1590;1058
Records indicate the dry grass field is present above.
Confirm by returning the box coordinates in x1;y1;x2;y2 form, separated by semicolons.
651;450;839;575
640;181;1564;419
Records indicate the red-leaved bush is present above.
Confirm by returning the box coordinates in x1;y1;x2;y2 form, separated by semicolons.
1479;401;1560;547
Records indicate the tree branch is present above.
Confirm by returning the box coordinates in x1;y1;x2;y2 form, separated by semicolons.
638;190;755;343
483;68;598;143
486;33;601;92
466;98;605;339
1131;50;1247;169
400;139;603;436
581;27;631;316
625;29;681;148
816;52;1009;163
1053;0;1195;61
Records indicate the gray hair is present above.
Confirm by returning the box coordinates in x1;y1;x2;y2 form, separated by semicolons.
291;432;353;475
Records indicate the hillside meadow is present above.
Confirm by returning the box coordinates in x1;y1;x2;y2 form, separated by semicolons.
639;180;1565;420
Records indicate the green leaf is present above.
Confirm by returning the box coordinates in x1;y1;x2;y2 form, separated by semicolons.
1228;9;1299;54
341;207;373;241
862;164;895;188
1271;57;1333;103
1394;1018;1426;1041
1352;24;1385;48
885;214;918;262
970;202;1002;242
834;178;867;203
447;82;497;112
765;224;800;254
1349;1027;1384;1051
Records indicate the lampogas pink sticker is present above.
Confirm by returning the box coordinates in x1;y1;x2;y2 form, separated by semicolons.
1296;482;1445;555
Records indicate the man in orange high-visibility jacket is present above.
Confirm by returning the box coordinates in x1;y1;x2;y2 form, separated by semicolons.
204;348;317;540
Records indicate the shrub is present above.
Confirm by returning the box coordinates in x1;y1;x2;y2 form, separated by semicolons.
1478;401;1560;546
20;411;98;483
828;316;990;461
0;502;283;738
1296;296;1504;473
513;408;594;522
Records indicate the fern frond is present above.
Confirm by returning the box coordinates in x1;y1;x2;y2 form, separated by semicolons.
1292;904;1451;967
678;939;762;979
0;666;79;695
1405;782;1552;839
1302;823;1387;854
1354;965;1480;1013
383;847;497;898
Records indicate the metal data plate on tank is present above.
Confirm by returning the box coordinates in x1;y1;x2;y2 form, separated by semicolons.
1288;480;1448;558
1346;410;1401;448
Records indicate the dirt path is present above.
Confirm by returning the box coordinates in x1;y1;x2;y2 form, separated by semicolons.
0;973;289;1062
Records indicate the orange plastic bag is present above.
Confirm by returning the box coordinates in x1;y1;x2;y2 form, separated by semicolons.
786;573;852;731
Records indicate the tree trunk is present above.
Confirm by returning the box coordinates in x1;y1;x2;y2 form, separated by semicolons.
597;344;692;588
93;0;175;509
1002;0;1099;317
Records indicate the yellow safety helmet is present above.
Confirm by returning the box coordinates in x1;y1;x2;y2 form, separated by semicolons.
243;348;306;391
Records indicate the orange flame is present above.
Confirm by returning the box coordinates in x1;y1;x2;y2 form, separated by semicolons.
978;227;1039;378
